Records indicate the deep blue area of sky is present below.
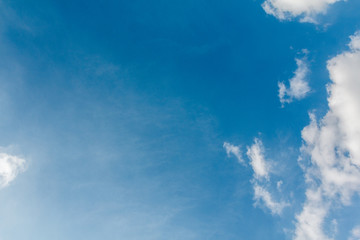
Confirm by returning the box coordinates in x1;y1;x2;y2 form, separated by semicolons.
3;0;359;130
5;0;359;139
1;0;360;239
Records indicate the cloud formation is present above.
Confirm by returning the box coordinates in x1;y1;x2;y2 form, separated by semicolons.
253;184;289;215
247;139;288;215
224;139;288;215
278;56;311;106
223;142;244;164
0;152;26;188
262;0;344;22
246;138;270;179
295;32;360;240
349;226;360;240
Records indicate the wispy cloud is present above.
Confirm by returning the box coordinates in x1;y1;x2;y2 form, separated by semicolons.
295;31;360;240
278;55;311;107
223;142;244;164
247;138;288;215
262;0;344;23
246;138;270;179
253;184;289;215
0;152;26;188
224;138;289;215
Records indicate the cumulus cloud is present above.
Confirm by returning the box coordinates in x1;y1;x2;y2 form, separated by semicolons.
278;56;311;106
262;0;344;22
295;31;360;240
223;142;244;164
294;189;332;240
0;152;26;188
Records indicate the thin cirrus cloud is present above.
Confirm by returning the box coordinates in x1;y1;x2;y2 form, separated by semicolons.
224;139;289;215
262;0;345;22
253;184;288;216
0;152;26;188
295;32;360;240
278;55;311;107
223;142;245;164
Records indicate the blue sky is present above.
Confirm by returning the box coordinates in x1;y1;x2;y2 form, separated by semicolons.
1;0;360;239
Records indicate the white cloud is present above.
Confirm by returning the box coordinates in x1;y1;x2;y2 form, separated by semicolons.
224;139;288;215
295;31;360;240
246;138;270;179
349;33;360;50
294;189;332;240
279;56;311;106
254;184;289;215
0;152;26;188
262;0;344;22
223;142;244;164
247;138;289;215
349;226;360;240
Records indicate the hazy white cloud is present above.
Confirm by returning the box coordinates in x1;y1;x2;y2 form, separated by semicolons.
262;0;344;22
223;142;244;164
279;56;311;106
0;152;26;188
295;32;360;240
277;180;283;191
246;138;270;179
349;226;360;240
254;184;289;215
